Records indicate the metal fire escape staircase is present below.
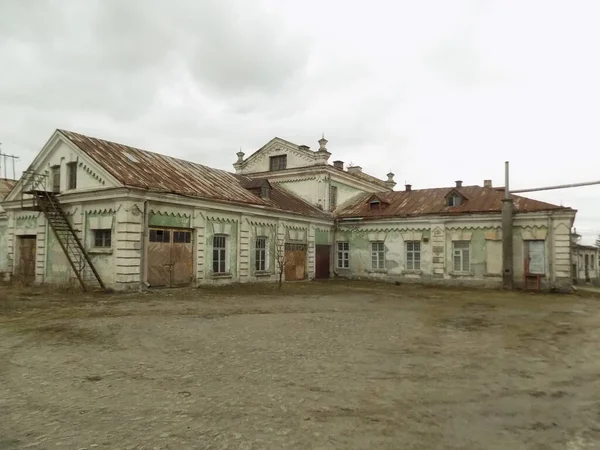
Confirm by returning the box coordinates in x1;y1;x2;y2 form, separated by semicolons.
21;171;106;292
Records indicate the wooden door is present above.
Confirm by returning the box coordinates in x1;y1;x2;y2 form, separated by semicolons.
171;230;193;286
284;244;307;281
315;245;330;279
147;228;194;287
18;236;36;283
147;229;172;287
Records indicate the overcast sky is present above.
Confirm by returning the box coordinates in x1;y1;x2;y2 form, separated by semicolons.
1;0;599;243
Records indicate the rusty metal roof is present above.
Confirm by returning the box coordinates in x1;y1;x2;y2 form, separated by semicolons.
59;130;329;219
0;178;16;199
336;185;574;219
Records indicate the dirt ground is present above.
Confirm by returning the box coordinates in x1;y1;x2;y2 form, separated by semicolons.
1;281;600;450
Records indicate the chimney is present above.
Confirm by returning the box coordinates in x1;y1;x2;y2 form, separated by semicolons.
455;180;463;188
333;160;344;170
483;179;492;188
405;184;412;192
347;166;362;175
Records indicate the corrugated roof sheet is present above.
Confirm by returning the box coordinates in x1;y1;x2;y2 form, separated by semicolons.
336;185;573;219
0;178;16;200
59;130;329;219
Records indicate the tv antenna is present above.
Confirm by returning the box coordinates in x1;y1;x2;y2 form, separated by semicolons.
0;142;20;180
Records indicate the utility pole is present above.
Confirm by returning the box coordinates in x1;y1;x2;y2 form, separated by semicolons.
502;161;514;290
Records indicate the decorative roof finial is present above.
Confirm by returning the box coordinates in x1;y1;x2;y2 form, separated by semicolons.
318;133;328;152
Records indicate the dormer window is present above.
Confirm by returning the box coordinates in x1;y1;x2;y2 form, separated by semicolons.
367;194;389;211
269;155;287;171
447;195;462;207
261;184;270;199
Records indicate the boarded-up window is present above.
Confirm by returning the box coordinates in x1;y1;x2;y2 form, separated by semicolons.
329;185;338;211
527;240;545;275
485;240;502;274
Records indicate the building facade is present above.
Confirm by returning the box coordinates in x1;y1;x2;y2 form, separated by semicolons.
0;129;580;291
571;230;600;285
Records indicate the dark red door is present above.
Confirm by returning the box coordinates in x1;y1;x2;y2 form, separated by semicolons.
315;245;330;279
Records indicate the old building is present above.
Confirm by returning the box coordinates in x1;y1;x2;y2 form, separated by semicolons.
0;178;17;277
0;129;579;291
571;229;599;285
333;183;576;291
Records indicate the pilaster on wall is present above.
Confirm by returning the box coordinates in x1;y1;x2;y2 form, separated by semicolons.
115;202;143;289
239;218;250;281
307;224;316;279
35;213;47;283
192;210;205;283
431;224;446;276
552;217;573;286
6;213;15;275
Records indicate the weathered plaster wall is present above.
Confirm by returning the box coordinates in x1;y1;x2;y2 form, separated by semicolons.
335;212;575;291
329;179;370;211
275;178;318;206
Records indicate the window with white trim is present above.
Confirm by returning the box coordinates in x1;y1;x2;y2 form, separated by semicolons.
452;241;470;272
213;235;227;273
337;242;349;268
405;241;421;270
255;237;267;271
371;241;385;270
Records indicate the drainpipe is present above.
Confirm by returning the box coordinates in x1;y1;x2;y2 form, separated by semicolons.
332;218;338;277
502;161;514;290
548;215;554;289
140;200;149;290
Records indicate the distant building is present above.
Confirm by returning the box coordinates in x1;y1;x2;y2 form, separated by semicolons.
0;129;577;291
571;229;600;285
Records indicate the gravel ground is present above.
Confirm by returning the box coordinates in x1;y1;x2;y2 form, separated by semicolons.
1;281;600;449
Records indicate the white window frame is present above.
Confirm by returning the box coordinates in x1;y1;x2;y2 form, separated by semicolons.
452;241;470;273
337;241;349;269
255;236;268;272
371;241;385;270
405;241;421;270
213;235;227;274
